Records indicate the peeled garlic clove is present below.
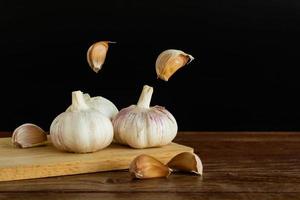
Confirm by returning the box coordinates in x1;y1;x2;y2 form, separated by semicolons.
129;154;171;179
87;41;115;73
167;152;203;175
66;93;118;120
12;123;47;148
155;49;194;81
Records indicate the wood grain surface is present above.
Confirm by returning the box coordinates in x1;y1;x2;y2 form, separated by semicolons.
0;137;192;181
0;131;299;200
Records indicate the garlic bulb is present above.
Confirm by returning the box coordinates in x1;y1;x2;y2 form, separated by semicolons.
113;85;178;148
155;49;194;81
87;41;115;73
12;123;47;148
50;91;114;153
66;93;118;120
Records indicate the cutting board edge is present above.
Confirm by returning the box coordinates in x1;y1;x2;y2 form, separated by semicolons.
0;142;193;182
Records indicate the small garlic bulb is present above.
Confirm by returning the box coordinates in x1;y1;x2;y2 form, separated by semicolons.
87;41;115;73
66;93;118;120
50;91;113;153
12;123;47;148
113;85;178;148
155;49;194;81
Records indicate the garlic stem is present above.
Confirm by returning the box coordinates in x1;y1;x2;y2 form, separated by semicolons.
70;91;89;111
137;85;153;109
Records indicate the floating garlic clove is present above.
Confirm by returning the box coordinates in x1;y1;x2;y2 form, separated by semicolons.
129;154;171;179
167;152;203;175
87;41;115;73
12;123;47;148
113;85;178;148
155;49;194;81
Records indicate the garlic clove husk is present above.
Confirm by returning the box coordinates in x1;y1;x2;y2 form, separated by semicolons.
167;152;203;175
155;49;194;81
12;123;47;148
66;93;118;120
113;85;178;148
129;154;171;179
87;41;115;73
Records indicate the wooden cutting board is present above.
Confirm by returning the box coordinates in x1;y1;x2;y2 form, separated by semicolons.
0;137;193;182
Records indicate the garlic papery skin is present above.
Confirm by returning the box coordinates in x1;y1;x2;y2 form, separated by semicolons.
87;41;115;73
66;93;118;120
113;85;178;149
12;123;47;148
167;152;203;175
129;154;172;179
50;91;114;153
155;49;194;81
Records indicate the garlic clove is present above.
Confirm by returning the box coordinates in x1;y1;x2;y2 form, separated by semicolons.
167;152;203;175
87;41;115;73
129;154;172;179
12;123;47;148
155;49;194;81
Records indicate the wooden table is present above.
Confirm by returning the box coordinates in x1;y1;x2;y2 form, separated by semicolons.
0;131;299;200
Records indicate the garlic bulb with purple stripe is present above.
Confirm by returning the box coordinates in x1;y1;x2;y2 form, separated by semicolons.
113;85;178;148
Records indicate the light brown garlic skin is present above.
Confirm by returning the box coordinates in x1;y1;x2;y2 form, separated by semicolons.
113;85;178;149
12;123;47;148
155;49;194;81
167;152;203;175
129;154;171;179
87;41;115;73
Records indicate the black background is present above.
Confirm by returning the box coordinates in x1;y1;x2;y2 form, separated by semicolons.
1;0;300;131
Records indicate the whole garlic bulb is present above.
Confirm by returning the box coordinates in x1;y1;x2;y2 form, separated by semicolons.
113;85;178;148
50;91;114;153
66;93;118;120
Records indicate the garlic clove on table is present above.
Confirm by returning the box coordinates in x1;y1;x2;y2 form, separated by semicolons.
167;152;203;175
12;123;47;148
50;90;114;153
155;49;194;81
87;41;115;73
113;85;178;148
129;154;171;179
